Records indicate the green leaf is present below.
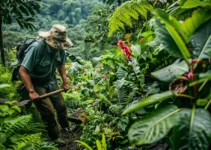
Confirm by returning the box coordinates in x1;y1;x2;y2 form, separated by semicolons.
0;132;7;144
196;99;208;106
198;35;211;59
154;9;188;42
181;9;211;39
102;134;107;150
128;105;180;145
151;60;189;83
172;108;211;150
0;105;10;113
166;24;191;64
108;0;153;37
96;140;102;150
153;19;183;57
190;19;211;58
91;57;102;67
131;44;141;56
181;0;211;9
115;79;126;89
0;84;11;89
75;140;93;150
122;91;175;115
116;67;128;79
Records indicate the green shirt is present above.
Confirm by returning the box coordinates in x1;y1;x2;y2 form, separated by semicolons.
21;39;66;89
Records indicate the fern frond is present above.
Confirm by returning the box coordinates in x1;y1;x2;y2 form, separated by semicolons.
10;133;42;150
3;115;32;136
108;0;153;37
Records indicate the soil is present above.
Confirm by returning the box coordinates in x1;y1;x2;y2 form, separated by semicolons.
59;108;86;150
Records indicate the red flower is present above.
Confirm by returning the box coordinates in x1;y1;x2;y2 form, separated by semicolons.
183;69;194;80
117;40;124;48
117;40;132;61
140;37;144;42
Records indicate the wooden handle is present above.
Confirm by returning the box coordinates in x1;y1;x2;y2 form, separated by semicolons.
39;88;65;99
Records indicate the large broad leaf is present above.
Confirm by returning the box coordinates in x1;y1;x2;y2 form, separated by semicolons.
181;9;211;39
190;19;211;58
154;9;188;42
151;60;189;83
172;108;211;150
122;91;175;115
181;0;211;9
166;24;191;64
128;105;180;145
154;19;183;58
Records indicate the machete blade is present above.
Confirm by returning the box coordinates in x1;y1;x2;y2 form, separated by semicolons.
13;100;31;107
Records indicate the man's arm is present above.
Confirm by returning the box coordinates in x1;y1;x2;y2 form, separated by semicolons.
19;66;39;100
57;65;70;91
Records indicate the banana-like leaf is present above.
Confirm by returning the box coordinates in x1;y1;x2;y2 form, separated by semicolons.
172;108;211;150
122;91;175;115
198;35;211;58
154;9;188;42
181;0;211;9
166;24;191;64
181;9;211;39
151;60;189;83
128;105;180;145
190;19;211;58
153;19;183;58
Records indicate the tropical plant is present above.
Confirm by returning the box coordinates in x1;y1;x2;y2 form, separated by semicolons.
0;103;58;150
121;0;211;149
76;134;107;150
0;0;41;66
108;0;153;37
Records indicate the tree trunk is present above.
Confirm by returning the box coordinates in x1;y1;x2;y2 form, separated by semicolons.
0;8;5;66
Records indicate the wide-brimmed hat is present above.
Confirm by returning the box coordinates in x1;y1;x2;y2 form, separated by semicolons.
39;24;73;50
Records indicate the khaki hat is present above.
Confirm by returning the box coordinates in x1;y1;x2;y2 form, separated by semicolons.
39;24;73;50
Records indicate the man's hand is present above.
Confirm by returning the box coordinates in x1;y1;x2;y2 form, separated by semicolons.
62;82;70;91
29;91;40;100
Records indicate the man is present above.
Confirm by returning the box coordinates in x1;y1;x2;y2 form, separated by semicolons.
19;24;72;146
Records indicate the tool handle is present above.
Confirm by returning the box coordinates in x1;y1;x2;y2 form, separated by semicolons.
39;88;65;99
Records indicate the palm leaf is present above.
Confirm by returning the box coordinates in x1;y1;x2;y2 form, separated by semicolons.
128;105;180;145
108;0;153;37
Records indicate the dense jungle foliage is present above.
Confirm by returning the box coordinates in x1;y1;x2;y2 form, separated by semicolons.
1;0;211;149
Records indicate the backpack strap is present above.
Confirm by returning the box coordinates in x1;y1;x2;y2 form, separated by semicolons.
36;37;46;59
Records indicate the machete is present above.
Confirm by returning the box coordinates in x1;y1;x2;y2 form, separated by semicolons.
14;88;65;106
0;88;83;124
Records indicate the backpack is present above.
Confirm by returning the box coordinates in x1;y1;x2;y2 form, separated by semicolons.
11;37;46;81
